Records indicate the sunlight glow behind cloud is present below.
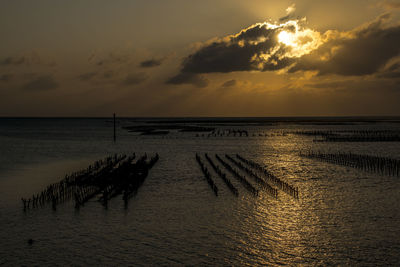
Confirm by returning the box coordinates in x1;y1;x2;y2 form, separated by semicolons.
275;20;323;58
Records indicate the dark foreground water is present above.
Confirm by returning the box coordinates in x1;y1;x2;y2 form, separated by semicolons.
1;118;400;266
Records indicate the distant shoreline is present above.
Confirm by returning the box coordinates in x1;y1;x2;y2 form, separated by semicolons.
1;116;400;119
1;116;400;122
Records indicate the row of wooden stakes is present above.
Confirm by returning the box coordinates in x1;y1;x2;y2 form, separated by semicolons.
300;151;400;177
195;153;299;199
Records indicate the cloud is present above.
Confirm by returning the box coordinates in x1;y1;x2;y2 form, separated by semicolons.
178;24;293;74
169;13;400;81
222;79;237;87
1;57;26;66
103;71;115;79
306;80;354;89
0;53;54;67
170;22;309;83
167;18;322;84
78;72;97;81
289;14;400;76
0;74;13;82
140;58;163;68
88;53;96;62
166;73;209;88
378;1;400;9
94;53;131;67
20;75;58;91
286;4;296;14
378;61;400;78
280;4;296;22
122;72;148;85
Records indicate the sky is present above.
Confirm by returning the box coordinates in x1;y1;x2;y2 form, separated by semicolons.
1;0;400;117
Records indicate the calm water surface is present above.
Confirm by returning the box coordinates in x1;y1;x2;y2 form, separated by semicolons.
0;118;400;266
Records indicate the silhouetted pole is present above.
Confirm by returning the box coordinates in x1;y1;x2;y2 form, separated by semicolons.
113;113;116;142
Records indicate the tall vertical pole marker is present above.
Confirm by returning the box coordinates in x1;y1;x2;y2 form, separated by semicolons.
113;113;116;142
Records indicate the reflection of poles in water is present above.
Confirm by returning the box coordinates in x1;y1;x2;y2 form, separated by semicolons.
113;113;116;142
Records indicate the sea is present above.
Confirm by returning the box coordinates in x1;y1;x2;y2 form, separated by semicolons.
0;117;400;266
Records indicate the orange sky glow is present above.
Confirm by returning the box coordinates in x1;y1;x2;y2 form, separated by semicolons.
1;0;400;116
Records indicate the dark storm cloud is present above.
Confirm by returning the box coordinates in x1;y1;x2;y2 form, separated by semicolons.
179;25;293;74
222;79;237;87
289;14;400;76
20;75;58;91
167;73;209;88
166;21;298;86
169;13;400;84
122;72;148;86
140;58;163;68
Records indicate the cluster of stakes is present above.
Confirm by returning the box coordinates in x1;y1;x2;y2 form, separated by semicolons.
21;153;159;211
235;154;298;198
226;155;278;198
196;129;249;138
216;154;258;196
195;129;288;138
300;151;400;177
292;130;400;142
195;153;299;199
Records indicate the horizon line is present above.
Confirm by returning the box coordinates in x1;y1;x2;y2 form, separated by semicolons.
1;115;400;120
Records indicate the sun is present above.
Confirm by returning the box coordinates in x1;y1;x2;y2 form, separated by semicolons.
278;30;297;47
275;23;323;58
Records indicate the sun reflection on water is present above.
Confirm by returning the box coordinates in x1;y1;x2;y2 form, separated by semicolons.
237;132;334;264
